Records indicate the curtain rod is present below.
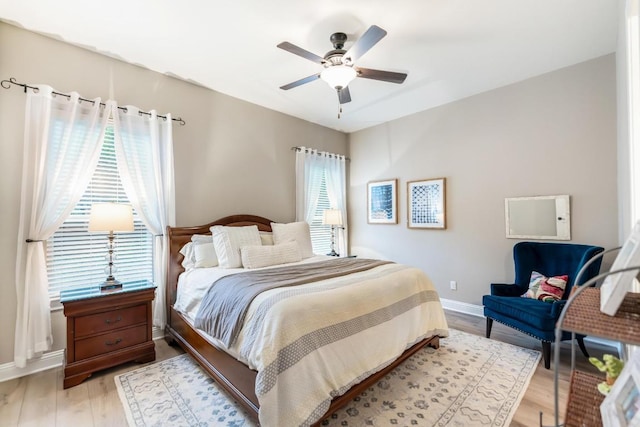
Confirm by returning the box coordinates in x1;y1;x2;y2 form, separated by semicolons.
291;146;350;161
1;77;186;126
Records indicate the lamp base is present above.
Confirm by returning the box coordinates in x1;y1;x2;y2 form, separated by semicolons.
326;250;340;257
100;277;123;292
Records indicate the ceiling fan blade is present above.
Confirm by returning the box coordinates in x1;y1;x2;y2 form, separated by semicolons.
277;42;325;64
337;86;352;104
356;67;407;84
343;25;387;63
279;73;321;90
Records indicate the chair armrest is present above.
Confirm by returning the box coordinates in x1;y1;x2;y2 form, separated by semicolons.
490;283;524;297
551;300;567;318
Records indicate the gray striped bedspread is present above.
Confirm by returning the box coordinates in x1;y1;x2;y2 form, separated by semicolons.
194;258;390;347
192;259;449;426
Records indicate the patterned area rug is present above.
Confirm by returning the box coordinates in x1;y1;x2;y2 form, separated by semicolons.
115;329;540;426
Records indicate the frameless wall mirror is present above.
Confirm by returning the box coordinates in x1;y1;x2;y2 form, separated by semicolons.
505;195;571;240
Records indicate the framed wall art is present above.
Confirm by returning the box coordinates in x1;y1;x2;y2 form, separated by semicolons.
407;178;446;229
367;179;398;224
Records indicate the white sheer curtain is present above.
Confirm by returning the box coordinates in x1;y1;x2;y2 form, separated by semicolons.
324;152;348;256
295;147;348;256
15;86;108;367
112;104;176;329
295;147;324;224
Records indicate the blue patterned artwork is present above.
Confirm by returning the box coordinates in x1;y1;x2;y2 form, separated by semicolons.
371;185;393;219
368;179;397;224
408;178;446;229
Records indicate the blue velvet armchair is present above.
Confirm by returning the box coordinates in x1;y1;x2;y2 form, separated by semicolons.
483;242;604;369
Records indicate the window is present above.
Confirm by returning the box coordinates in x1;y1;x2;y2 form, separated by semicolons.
308;166;332;255
46;123;153;296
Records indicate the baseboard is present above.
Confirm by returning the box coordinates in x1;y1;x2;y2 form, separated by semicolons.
0;327;166;383
152;326;165;341
0;349;65;383
440;298;484;317
581;336;623;354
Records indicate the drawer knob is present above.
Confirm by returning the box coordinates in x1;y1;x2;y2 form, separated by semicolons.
105;316;122;325
105;338;123;346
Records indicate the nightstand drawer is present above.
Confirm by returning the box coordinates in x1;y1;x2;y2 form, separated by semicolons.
75;304;147;338
75;325;148;360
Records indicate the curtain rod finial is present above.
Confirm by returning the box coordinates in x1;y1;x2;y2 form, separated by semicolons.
1;78;13;90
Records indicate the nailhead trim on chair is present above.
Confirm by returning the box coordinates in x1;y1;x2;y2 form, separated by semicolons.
486;316;551;343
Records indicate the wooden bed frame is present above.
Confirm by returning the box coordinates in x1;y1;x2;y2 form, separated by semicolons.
165;214;440;426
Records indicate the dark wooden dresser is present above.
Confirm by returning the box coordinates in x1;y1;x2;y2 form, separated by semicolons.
61;280;156;388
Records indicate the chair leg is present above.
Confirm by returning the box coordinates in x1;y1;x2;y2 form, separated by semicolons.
485;317;493;338
542;341;551;369
577;336;590;359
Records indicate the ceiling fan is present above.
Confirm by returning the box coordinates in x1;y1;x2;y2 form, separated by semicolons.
277;25;408;105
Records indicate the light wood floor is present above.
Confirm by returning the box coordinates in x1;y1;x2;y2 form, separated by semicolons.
0;310;613;427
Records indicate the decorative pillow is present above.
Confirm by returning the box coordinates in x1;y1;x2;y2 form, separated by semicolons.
179;242;195;270
241;241;302;269
260;231;274;246
211;225;262;268
271;221;314;259
522;271;568;302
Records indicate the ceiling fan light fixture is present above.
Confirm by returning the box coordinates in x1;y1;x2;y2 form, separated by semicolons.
320;65;357;90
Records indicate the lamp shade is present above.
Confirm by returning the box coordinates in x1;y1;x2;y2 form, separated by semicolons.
323;209;343;226
320;65;357;89
88;203;134;232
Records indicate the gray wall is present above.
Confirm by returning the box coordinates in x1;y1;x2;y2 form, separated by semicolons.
348;54;619;305
0;22;348;365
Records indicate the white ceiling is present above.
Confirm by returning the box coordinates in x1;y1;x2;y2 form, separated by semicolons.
0;0;619;133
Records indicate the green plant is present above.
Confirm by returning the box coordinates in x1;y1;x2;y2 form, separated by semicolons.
589;354;625;395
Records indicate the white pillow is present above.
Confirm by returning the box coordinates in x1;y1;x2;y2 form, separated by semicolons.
191;234;218;268
191;234;211;244
193;242;218;268
271;221;314;259
241;241;302;269
260;231;274;246
179;242;195;270
211;225;262;268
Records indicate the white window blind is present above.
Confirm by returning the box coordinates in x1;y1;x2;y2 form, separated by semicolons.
47;123;153;296
308;167;332;255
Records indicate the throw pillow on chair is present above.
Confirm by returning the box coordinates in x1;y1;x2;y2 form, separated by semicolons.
522;271;568;302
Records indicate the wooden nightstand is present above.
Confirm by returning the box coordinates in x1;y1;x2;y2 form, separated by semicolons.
60;280;156;388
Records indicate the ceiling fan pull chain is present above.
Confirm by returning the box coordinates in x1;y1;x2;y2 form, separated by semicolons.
338;104;342;119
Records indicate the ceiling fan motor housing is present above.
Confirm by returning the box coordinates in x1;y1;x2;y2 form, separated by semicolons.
324;51;347;67
326;32;350;66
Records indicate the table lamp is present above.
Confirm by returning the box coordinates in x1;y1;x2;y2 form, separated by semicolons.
88;202;134;291
323;209;343;257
